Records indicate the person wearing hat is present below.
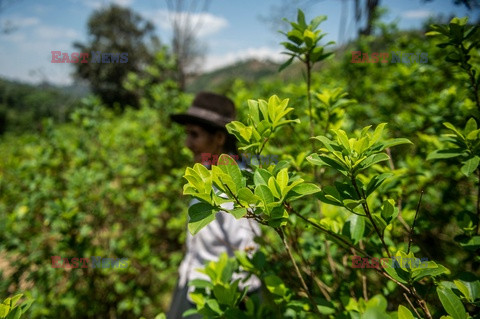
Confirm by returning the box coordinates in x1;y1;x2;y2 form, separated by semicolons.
168;92;261;319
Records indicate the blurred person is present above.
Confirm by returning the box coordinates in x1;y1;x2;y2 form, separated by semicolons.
168;92;261;319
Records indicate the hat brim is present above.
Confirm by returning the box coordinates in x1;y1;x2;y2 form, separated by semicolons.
170;113;226;129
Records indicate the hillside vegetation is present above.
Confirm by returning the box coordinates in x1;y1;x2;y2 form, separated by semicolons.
0;13;479;319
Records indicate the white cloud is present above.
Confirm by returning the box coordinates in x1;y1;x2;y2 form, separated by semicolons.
144;10;228;37
81;0;134;9
34;26;80;40
111;0;133;6
1;16;40;35
2;32;27;43
11;16;41;27
203;46;284;72
401;10;434;19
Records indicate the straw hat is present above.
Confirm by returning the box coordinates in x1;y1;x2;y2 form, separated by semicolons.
170;92;236;129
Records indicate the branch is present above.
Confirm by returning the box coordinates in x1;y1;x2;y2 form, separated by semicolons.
285;202;370;257
277;227;322;316
407;190;424;254
351;176;391;258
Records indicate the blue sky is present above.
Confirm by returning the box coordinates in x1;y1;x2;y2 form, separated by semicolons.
0;0;475;85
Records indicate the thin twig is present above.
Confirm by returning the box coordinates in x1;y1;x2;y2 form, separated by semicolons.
277;227;321;316
477;169;480;235
403;293;422;318
300;266;332;301
325;240;337;278
407;190;424;254
358;241;368;301
351;176;391;258
285;203;370;257
285;202;433;318
223;182;268;225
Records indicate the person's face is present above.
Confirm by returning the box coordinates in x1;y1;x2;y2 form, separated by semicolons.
185;124;226;164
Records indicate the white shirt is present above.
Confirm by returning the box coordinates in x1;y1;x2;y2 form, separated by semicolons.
177;197;262;299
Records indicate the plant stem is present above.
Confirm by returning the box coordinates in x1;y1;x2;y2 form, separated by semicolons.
358;241;368;301
287;203;432;317
277;227;321;316
460;43;480;113
286;203;365;254
351;176;391;258
377;269;432;319
477;168;480;235
407;190;424;254
306;59;314;144
403;293;422;319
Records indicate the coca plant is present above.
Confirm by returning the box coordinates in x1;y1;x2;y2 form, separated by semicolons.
183;14;480;319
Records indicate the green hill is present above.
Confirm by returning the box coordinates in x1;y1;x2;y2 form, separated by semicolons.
186;59;287;93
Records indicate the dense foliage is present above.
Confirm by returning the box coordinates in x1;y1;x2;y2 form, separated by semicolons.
1;9;479;319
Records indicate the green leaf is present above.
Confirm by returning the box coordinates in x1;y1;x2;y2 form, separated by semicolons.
465;117;477;135
217;154;244;190
444;122;465;139
303;29;315;47
230;207;247;219
311;15;327;30
427;149;465;160
458;235;480;250
188;279;214;289
9;295;22;309
366;173;393;197
265;274;289;297
237;187;260;205
297;9;307;28
188;202;216;235
205;299;223;314
348;214;365;244
312;136;337;152
335;129;351;152
466;129;479;140
412;262;450;281
380;138;412;150
247;99;260;123
212;166;237;195
454;280;472;302
253;168;272;186
0;304;10;318
398;305;415;319
279;56;294;72
272;160;290;176
258;99;270;123
268;177;282;198
436;285;467;319
182;309;198;317
189;292;205;307
381;199;395;221
461;156;480;177
454;279;480;302
384;261;409;284
358;153;390;171
255;184;274;209
287;29;303;45
285;182;321;201
5;307;22;319
343;199;363;210
276;168;289;193
213;284;236;307
307;153;348;173
370;123;388;146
